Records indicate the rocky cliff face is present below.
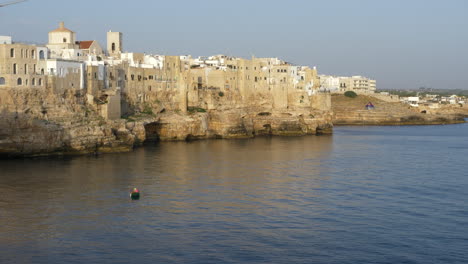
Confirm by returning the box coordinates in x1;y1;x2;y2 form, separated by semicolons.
332;94;466;125
0;88;147;157
144;108;333;142
0;87;333;157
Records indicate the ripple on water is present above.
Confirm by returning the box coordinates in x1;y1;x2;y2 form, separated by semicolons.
1;125;468;263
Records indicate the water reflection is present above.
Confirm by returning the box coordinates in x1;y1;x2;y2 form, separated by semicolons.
1;127;467;263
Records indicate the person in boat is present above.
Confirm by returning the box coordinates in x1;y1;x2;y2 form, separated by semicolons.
131;188;140;199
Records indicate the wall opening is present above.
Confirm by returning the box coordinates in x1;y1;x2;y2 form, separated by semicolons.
0;77;5;85
17;78;22;85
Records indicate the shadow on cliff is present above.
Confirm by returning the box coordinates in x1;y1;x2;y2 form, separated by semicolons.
0;109;70;158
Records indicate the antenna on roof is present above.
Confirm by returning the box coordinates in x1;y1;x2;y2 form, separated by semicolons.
0;0;27;7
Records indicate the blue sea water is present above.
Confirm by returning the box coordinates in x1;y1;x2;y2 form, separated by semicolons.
1;123;467;263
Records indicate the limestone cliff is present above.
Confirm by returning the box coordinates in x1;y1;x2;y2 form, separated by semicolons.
0;86;333;157
143;108;332;142
0;88;146;157
332;94;466;125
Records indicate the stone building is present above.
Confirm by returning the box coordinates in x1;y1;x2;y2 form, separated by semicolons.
0;42;47;89
1;22;332;121
47;22;79;58
338;76;376;94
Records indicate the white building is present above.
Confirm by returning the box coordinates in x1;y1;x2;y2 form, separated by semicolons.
0;36;12;44
319;75;340;92
46;59;85;89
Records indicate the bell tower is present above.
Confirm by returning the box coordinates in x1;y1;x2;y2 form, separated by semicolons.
107;31;123;57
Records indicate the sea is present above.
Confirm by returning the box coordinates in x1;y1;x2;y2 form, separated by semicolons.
1;123;467;264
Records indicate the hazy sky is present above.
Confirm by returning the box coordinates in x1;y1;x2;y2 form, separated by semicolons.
1;0;467;90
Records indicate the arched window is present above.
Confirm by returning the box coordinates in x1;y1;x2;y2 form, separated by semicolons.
41;69;44;75
10;48;14;58
13;63;17;74
17;78;22;85
32;78;36;86
39;50;45;59
112;43;116;52
24;64;28;74
38;78;43;86
0;77;5;85
31;50;35;59
63;38;67;43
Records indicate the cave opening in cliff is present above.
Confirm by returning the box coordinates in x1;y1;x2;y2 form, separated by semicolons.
144;122;161;144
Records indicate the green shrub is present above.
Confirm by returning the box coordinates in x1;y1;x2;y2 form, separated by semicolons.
188;107;207;113
141;104;154;115
344;91;358;98
218;91;224;97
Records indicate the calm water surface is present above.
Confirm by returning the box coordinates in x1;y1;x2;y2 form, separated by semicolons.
1;124;468;263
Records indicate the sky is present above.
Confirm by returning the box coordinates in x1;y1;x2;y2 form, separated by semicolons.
1;0;467;90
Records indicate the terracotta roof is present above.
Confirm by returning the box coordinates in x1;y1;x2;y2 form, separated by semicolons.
78;41;94;50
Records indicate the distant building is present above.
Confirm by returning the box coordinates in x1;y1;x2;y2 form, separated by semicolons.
318;75;340;92
339;76;376;94
0;36;12;44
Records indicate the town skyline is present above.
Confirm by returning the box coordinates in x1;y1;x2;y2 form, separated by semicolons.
1;0;467;90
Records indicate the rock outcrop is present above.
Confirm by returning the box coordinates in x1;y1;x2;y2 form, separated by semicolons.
332;94;466;125
144;108;333;141
0;87;147;157
0;87;333;157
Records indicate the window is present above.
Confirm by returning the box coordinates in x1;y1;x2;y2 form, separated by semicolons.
17;78;22;85
38;78;42;86
111;43;116;52
0;77;5;85
21;49;24;58
10;48;14;58
24;64;27;74
131;74;134;81
41;69;44;75
39;50;45;59
33;64;36;74
31;50;35;59
13;63;17;74
63;38;67;43
32;78;36;86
